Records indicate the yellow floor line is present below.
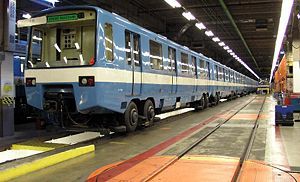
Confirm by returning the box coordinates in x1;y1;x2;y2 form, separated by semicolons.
11;140;67;151
11;143;66;152
0;145;95;182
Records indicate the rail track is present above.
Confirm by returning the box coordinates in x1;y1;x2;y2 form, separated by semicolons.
140;95;266;182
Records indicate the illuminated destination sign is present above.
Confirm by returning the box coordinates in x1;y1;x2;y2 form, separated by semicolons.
47;14;78;23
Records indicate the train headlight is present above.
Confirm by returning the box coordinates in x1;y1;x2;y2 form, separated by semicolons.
79;76;95;87
81;78;87;85
26;77;36;87
31;79;36;86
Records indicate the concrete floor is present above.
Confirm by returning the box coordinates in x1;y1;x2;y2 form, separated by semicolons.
7;95;300;181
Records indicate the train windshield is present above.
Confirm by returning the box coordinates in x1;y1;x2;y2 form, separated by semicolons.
28;10;96;68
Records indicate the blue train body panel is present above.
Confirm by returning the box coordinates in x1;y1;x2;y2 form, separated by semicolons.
23;6;258;115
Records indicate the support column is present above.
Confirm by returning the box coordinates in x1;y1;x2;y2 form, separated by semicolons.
292;38;300;93
0;0;16;137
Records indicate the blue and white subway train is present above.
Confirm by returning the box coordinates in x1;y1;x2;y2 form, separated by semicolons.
19;6;257;132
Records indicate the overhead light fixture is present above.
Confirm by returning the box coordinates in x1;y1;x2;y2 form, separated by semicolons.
218;42;225;46
43;0;59;6
223;46;229;50
75;42;80;50
205;30;214;37
240;60;260;79
22;13;31;19
212;37;220;42
182;11;196;21
269;0;294;83
227;49;232;53
54;43;61;53
195;22;206;30
33;35;42;41
164;0;181;8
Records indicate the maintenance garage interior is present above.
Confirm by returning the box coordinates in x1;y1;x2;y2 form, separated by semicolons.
1;0;300;181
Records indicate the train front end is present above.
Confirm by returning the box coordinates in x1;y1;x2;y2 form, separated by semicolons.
18;7;101;119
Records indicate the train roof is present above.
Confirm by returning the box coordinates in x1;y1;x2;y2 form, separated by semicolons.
33;5;257;83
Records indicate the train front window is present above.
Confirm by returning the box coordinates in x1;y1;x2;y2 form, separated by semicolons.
28;11;96;68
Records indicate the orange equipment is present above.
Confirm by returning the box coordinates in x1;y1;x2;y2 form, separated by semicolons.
274;55;287;93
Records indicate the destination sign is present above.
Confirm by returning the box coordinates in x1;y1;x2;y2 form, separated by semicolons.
47;14;78;23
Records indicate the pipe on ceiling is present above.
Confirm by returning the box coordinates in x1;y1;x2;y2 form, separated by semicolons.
218;0;260;71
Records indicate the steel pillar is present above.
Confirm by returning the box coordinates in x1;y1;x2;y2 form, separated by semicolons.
0;0;16;137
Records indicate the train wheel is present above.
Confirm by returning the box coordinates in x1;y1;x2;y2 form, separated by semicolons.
124;102;139;132
216;93;220;105
194;97;204;111
203;94;208;109
143;100;155;126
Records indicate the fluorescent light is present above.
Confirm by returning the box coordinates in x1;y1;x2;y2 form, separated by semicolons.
44;0;59;6
233;55;238;58
79;54;84;65
205;30;214;37
22;13;31;19
195;22;206;30
164;0;181;8
212;37;220;42
239;59;260;79
63;56;68;64
75;43;80;50
230;52;235;56
218;42;225;46
227;49;232;53
33;35;42;41
54;43;61;52
223;46;229;50
269;0;294;83
182;12;196;21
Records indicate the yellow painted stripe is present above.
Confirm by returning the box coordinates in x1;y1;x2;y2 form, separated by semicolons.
109;141;128;145
181;155;238;162
0;145;95;182
11;141;66;151
12;144;54;152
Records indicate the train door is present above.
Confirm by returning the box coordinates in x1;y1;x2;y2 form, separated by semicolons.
125;30;141;96
207;61;211;94
191;56;197;93
168;47;177;94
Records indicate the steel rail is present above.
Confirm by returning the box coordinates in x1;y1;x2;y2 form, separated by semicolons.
142;96;259;182
232;96;266;181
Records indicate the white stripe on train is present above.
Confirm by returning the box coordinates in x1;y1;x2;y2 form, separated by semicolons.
25;67;256;87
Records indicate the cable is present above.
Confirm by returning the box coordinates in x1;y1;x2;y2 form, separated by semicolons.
249;161;298;182
292;44;300;49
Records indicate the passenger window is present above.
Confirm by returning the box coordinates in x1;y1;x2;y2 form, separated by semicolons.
104;23;113;62
133;34;140;66
206;62;210;80
200;59;205;79
225;69;229;82
214;65;218;81
150;40;163;70
125;31;131;65
218;67;223;81
181;53;189;74
191;56;196;76
168;47;176;72
125;31;140;66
